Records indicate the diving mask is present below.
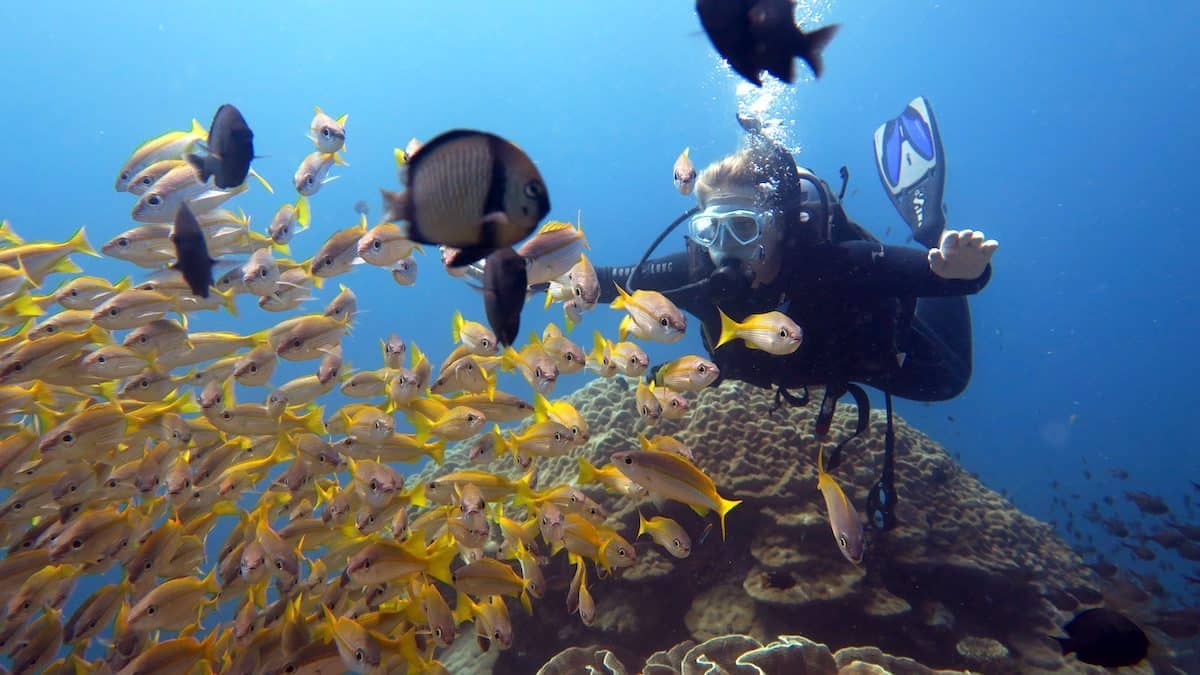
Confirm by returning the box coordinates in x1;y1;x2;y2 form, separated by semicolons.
687;205;772;248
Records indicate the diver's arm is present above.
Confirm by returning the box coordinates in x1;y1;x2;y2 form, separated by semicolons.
594;252;695;304
835;241;991;296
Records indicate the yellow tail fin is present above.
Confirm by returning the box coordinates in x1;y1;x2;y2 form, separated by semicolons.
716;308;739;348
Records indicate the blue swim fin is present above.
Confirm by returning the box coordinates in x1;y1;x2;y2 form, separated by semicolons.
873;96;946;249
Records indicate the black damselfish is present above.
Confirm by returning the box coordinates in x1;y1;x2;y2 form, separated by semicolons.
187;103;255;189
482;247;528;347
170;203;216;298
1055;608;1149;668
696;0;838;86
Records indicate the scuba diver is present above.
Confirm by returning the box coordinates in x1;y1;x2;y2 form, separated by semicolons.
594;97;999;533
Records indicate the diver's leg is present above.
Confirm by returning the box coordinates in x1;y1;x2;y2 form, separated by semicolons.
883;296;973;401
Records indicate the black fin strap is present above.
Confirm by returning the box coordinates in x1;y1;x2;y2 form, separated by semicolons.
838;166;850;200
815;383;847;437
867;391;898;531
825;383;870;472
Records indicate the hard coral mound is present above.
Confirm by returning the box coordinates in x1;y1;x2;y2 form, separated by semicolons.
419;378;1117;673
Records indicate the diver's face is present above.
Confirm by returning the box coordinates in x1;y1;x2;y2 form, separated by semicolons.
696;188;781;286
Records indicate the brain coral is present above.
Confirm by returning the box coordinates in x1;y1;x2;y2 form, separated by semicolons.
414;377;1114;673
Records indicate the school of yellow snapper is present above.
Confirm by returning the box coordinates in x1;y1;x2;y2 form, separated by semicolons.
0;108;792;675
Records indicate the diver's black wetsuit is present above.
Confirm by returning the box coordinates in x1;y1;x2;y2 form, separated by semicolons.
594;209;990;403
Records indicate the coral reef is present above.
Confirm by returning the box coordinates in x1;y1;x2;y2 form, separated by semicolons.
536;633;975;675
416;377;1162;673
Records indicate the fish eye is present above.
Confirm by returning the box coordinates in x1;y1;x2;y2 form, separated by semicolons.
565;353;574;361
369;479;378;491
148;195;162;206
494;630;501;639
147;606;156;615
659;317;669;327
120;171;130;180
838;534;848;549
96;355;106;364
141;176;153;186
371;239;382;250
137;335;148;344
139;379;149;388
144;560;153;570
109;308;119;316
117;238;128;247
69;289;78;297
618;546;627;557
574;287;582;297
779;329;788;337
72;538;83;548
434;627;442;638
305;176;315;186
623;456;632;464
523;181;543;199
292;338;302;348
323;256;333;267
62;432;75;444
355;649;365;662
322;127;332;138
221;411;232;420
672;537;681;547
697;364;706;373
259;268;268;278
249;364;257;373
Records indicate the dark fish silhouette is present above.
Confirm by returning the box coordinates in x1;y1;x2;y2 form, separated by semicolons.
381;129;550;267
481;247;527;347
353;200;370;217
170;203;216;297
696;0;838;86
187;104;255;189
1055;608;1149;668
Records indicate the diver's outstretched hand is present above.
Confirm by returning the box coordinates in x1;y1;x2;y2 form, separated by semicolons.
928;229;998;280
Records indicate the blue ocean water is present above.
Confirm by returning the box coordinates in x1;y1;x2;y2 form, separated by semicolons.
1;0;1197;663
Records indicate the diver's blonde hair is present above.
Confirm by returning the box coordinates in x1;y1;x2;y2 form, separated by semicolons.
695;150;769;207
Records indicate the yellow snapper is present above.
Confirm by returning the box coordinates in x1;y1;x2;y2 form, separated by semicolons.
516;219;589;286
390;256;418;286
269;194;311;246
673;146;697;195
612;449;741;539
451;310;499;356
611;284;686;342
126;158;188;195
817;445;865;565
653;384;690;420
52;275;130;310
635;379;662;424
533;324;585;374
294;150;346;196
655;354;720;392
357;221;424;267
638;512;692;558
716;308;803;355
311;216;367;278
310;106;348;153
114;119;206;191
451;558;532;614
639;433;694;460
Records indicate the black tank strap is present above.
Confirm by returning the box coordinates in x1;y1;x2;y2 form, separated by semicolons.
824;383;870;472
